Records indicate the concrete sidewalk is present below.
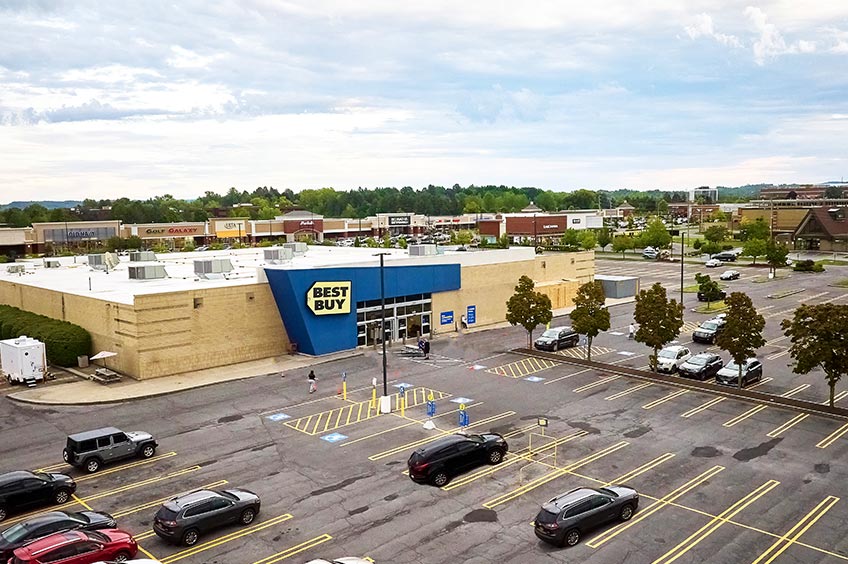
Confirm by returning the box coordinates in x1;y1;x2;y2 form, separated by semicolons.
8;350;363;406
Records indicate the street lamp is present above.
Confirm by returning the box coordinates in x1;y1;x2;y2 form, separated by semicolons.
374;251;392;413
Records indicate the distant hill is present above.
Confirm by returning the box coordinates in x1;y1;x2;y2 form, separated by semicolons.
0;200;81;210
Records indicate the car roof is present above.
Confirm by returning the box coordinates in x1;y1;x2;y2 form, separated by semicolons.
547;487;598;509
14;512;76;527
545;326;572;332
166;489;220;508
689;352;717;360
0;470;37;484
68;427;124;441
14;531;86;556
661;345;686;352
414;434;471;455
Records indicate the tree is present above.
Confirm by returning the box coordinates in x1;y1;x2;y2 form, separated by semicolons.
612;234;635;257
781;304;848;407
633;283;684;371
456;230;473;247
656;199;669;216
703;225;729;244
561;229;580;247
701;241;722;257
596;228;612;251
766;240;789;272
739;217;769;242
579;230;597;251
641;218;672;249
716;293;766;388
695;273;724;310
741;238;767;265
569;281;610;361
506;275;553;348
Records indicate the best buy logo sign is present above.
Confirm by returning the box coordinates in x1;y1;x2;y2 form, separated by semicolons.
306;281;352;315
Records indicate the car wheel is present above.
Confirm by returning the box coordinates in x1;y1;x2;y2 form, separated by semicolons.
0;505;6;522
240;508;256;525
431;471;450;487
182;528;200;546
488;448;504;465
85;458;101;473
140;444;156;459
563;528;580;547
113;551;131;563
619;504;635;521
54;488;71;504
62;449;69;463
552;342;558;352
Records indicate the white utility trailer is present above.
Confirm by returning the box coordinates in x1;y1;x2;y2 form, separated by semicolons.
0;335;47;386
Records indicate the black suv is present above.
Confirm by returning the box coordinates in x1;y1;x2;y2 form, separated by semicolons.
0;472;76;523
408;433;508;487
534;327;580;352
64;427;158;473
534;486;639;547
678;353;724;381
714;251;737;262
692;316;726;344
0;510;116;560
153;488;261;546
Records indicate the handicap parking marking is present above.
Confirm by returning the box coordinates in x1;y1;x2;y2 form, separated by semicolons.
266;413;291;422
393;382;414;389
524;376;545;382
321;432;348;443
451;397;474;404
556;345;615;360
609;331;624;336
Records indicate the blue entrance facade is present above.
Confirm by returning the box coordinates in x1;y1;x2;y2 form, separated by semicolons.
264;264;461;355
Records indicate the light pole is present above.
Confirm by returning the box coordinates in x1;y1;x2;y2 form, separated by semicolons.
374;252;391;413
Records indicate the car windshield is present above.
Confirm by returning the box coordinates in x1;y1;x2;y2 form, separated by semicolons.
658;350;677;359
540;330;559;338
1;523;30;543
724;361;741;371
689;356;709;366
597;487;619;497
220;491;239;501
700;322;718;331
86;530;108;543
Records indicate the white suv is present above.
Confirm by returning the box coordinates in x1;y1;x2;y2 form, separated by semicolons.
656;345;691;374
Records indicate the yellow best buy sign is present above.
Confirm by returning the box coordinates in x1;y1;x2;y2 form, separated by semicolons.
306;281;352;315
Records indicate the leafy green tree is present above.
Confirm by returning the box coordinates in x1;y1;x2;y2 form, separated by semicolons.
701;241;722;257
695;273;724;310
561;229;580;247
506;275;553;348
596;228;612;251
569;281;610;361
781;304;848;407
456;230;473;247
381;232;392;248
703;225;729;244
633;283;684;371
398;236;408;249
612;234;635;258
497;233;510;249
739;217;769;241
626;216;635;230
656;200;669;216
579;230;597;251
741;238;767;265
766;240;789;270
641;218;672;249
715;293;766;388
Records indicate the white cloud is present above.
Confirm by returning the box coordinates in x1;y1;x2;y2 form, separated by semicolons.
745;7;818;65
166;46;226;69
685;13;741;48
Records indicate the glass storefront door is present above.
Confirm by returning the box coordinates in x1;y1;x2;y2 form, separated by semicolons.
356;294;432;347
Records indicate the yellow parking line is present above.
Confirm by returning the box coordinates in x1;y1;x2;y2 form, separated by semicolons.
312;412;325;435
604;453;675;486
574;375;620;393
769;391;848;438
368;411;516;461
112;480;229;518
72;494;92;511
35;461;73;473
643;389;689;410
137;546;159;561
83;466;201;502
73;452;178;483
651;480;780;564
251;534;333;564
160;513;294;564
724;384;810;427
340;402;484;448
605;383;652;401
587;465;725;548
509;363;519;378
681;397;725;418
134;530;157;541
751;496;839;564
817;422;848;449
483;441;629;509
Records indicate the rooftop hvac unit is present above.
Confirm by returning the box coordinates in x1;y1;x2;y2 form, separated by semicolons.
43;259;61;268
263;248;294;263
128;264;167;280
88;254;106;270
6;264;25;274
194;258;234;275
104;252;120;270
408;244;437;256
282;242;307;255
129;251;157;262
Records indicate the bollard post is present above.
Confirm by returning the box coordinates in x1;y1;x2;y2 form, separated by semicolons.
342;371;347;401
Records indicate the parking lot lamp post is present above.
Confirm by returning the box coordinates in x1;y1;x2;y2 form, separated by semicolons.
374;252;391;413
680;227;685;306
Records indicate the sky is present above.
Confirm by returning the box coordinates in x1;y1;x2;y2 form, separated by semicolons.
1;1;848;202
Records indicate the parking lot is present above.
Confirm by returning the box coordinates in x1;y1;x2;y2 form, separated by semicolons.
1;257;846;563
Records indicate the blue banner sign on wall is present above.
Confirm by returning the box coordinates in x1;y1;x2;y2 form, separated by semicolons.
440;311;454;325
466;305;476;324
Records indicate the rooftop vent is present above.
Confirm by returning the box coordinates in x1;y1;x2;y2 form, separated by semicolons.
263;247;294;264
129;251;157;262
6;264;25;274
88;254;106;270
409;244;437;256
282;242;307;255
194;258;234;277
128;264;167;280
43;259;61;269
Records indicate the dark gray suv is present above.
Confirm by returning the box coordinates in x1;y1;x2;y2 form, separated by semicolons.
63;427;158;473
153;488;261;546
534;486;639;547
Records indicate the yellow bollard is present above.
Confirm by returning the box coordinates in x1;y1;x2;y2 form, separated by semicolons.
343;381;347;401
371;388;377;411
400;395;405;417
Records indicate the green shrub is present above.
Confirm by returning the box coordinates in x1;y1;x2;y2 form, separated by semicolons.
0;305;91;366
793;259;825;272
693;239;702;250
722;244;734;251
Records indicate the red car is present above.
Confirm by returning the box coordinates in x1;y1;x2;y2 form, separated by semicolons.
8;529;137;564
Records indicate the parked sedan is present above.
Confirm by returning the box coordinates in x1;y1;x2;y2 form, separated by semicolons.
11;529;137;564
678;353;724;381
534;486;639;547
153;488;261;546
704;258;723;268
408;433;508;487
0;510;116;560
716;358;764;387
0;471;76;522
719;270;741;281
534;327;580;352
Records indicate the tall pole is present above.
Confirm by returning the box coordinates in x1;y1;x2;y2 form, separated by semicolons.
680;227;685;306
375;252;391;411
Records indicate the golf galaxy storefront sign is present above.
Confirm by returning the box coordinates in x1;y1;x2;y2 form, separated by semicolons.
306;281;352;315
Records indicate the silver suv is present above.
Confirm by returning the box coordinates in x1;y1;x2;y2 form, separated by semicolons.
656;345;691;374
63;427;158;473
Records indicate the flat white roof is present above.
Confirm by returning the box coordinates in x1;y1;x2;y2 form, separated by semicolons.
3;246;535;305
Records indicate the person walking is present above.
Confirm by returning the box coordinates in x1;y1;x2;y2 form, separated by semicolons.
307;370;317;394
423;338;431;360
628;322;636;340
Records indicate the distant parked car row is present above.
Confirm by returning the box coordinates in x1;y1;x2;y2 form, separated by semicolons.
656;339;764;387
